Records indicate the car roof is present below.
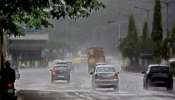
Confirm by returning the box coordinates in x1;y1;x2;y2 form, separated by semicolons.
148;64;169;68
96;62;106;65
168;58;175;62
96;64;114;68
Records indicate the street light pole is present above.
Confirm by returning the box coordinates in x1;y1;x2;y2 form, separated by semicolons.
118;23;121;45
0;16;7;70
161;0;175;37
161;0;175;58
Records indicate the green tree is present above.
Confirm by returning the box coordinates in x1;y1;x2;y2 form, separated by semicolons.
119;13;139;65
128;13;138;42
171;24;175;39
151;0;163;62
0;0;104;68
142;21;149;40
151;0;163;42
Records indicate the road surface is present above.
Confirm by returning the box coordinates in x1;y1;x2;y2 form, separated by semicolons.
15;63;175;100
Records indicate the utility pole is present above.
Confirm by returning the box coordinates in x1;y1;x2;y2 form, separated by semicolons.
0;20;4;70
0;16;7;70
161;0;175;58
161;0;175;37
118;24;121;45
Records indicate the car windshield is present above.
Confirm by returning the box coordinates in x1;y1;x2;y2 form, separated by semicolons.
96;67;115;73
150;66;169;73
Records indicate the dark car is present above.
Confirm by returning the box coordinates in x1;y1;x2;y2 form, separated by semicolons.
49;62;70;83
142;64;173;90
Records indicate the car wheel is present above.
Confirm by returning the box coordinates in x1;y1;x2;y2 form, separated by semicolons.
114;85;119;91
51;76;54;83
144;79;150;89
91;80;96;90
67;75;70;83
167;83;173;91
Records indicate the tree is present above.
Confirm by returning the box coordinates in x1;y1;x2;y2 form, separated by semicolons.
171;24;175;39
128;13;138;42
151;0;163;42
151;0;163;62
142;21;149;40
119;13;139;65
0;0;104;68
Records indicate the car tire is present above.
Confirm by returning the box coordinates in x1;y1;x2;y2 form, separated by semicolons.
114;85;119;91
144;79;150;90
67;75;70;83
167;83;173;91
51;76;54;83
114;81;119;91
91;80;96;90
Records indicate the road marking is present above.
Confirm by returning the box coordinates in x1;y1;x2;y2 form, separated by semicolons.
74;92;93;100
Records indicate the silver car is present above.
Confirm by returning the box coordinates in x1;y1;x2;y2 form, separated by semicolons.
92;65;119;91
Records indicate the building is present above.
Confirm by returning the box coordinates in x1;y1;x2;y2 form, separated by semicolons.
9;33;49;67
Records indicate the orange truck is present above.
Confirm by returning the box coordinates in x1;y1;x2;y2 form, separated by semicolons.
87;47;105;74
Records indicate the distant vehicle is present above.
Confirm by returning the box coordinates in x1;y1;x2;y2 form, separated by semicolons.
87;47;105;74
96;62;106;66
91;65;119;91
168;58;175;76
49;60;71;83
142;64;173;90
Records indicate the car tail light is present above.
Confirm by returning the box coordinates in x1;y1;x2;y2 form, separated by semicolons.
7;83;13;88
113;73;118;79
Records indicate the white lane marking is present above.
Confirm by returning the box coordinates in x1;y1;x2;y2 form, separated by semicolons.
74;92;93;100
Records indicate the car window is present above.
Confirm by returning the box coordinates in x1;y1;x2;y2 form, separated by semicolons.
96;67;115;72
150;66;169;73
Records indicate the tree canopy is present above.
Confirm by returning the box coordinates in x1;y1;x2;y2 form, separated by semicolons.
151;0;163;42
0;0;104;36
142;21;148;40
119;13;139;60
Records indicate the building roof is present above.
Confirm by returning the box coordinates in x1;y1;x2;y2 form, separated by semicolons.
10;34;49;41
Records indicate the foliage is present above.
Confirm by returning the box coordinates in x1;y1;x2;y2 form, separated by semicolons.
0;0;105;36
151;0;163;42
171;24;175;39
150;0;163;62
127;13;138;42
119;13;139;61
142;21;148;40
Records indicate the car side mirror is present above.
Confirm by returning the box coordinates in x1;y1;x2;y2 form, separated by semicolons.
90;72;94;75
141;71;146;74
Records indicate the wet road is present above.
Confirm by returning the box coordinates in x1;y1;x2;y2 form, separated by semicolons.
15;64;175;100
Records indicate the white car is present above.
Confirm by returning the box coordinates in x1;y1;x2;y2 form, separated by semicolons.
92;65;119;91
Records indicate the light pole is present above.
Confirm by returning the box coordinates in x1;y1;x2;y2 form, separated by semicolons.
161;0;175;58
161;0;175;37
0;16;7;70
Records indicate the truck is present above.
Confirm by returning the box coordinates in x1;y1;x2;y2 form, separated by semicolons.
87;47;105;74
